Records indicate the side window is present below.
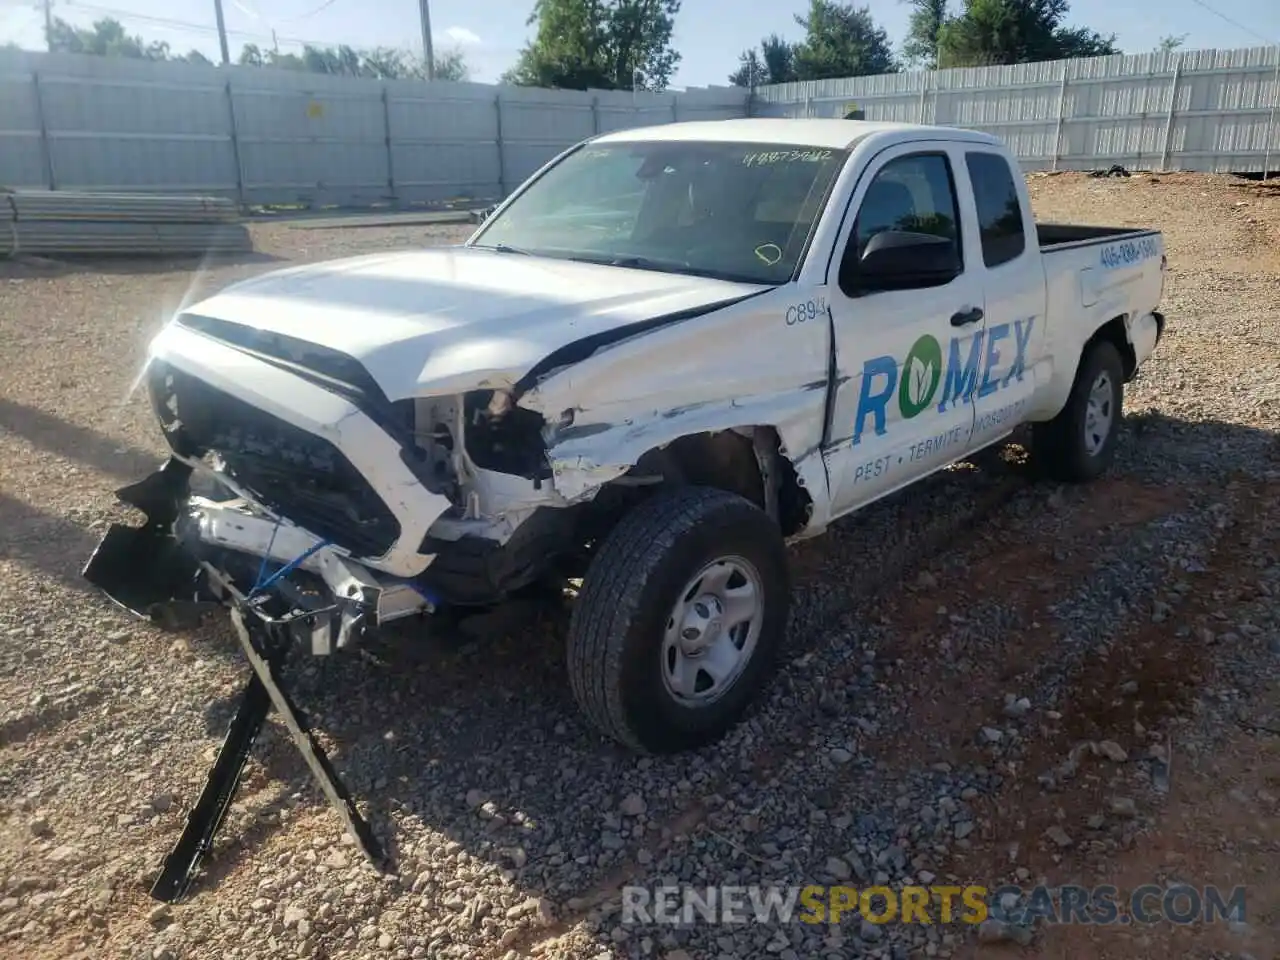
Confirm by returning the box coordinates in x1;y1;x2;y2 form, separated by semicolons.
966;151;1026;268
851;153;961;258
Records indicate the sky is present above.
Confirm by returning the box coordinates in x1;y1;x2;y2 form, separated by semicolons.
1;0;1278;88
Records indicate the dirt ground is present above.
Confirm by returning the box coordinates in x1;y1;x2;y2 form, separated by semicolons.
1;170;1278;960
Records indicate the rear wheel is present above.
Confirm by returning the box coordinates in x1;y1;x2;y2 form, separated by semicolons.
566;486;790;754
1031;339;1125;483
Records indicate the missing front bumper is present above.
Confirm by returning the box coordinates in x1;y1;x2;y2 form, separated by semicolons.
83;457;438;649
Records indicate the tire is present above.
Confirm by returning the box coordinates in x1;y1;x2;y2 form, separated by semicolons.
567;486;790;754
1031;338;1125;483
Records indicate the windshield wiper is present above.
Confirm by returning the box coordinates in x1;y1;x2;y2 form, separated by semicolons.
566;253;664;271
609;256;666;271
476;242;533;255
572;254;769;285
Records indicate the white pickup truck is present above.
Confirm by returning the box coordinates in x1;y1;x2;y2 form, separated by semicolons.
88;118;1166;756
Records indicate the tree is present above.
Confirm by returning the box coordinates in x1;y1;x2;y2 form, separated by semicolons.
729;49;766;88
728;3;896;87
365;46;471;81
434;48;471;81
238;42;470;81
1050;23;1121;59
502;0;682;91
791;1;898;80
901;0;950;68
1157;34;1187;52
237;44;267;67
301;44;364;75
728;34;797;87
45;16;203;62
936;0;1118;68
36;11;470;83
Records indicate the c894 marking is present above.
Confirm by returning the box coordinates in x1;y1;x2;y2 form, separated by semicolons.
786;297;827;326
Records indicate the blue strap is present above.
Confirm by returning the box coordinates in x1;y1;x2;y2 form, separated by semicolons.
251;520;282;595
247;536;332;599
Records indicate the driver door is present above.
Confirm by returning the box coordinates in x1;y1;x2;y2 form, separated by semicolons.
822;142;986;519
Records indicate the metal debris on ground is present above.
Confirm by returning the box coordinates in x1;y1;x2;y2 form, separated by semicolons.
1;188;253;257
1089;164;1132;178
80;470;388;900
145;564;388;902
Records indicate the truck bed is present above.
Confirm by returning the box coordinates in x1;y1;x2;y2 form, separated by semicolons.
1037;222;1154;250
1035;218;1165;364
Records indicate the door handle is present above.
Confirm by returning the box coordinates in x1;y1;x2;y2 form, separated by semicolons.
950;307;984;327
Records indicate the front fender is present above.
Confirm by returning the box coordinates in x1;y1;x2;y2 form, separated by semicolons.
516;283;836;526
538;387;832;523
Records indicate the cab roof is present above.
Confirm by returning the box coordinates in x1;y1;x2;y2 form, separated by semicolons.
590;117;1003;151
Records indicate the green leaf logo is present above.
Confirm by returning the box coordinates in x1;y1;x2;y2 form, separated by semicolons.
899;334;942;419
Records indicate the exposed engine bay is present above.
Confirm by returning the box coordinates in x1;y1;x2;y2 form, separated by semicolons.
113;358;578;646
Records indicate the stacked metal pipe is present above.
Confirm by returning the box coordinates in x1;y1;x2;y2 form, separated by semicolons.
1;189;253;257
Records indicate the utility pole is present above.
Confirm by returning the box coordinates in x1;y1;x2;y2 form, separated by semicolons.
43;0;53;50
212;0;231;66
418;0;434;80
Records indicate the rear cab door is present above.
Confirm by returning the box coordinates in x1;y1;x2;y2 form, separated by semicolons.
955;148;1050;449
819;138;988;518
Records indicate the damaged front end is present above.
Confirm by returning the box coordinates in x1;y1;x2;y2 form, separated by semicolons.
82;267;806;899
81;454;429;652
83;314;606;900
83;357;451;652
81;356;462;901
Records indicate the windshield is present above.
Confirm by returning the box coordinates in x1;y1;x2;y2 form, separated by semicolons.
469;140;849;285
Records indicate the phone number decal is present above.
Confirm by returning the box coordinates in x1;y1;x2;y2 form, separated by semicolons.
1100;235;1159;270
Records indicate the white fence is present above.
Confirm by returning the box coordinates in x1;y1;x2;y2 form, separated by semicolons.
3;45;1278;210
0;49;750;208
755;45;1280;174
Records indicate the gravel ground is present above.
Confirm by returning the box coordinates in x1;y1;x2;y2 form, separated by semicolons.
2;172;1279;960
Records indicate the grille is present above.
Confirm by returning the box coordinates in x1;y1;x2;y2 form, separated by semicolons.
148;360;401;559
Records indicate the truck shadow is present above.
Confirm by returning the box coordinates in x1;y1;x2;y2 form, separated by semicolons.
0;398;252;672
0;396;163;481
186;410;1280;950
0;490;109;593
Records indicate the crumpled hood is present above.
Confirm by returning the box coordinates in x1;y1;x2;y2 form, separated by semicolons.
178;246;767;400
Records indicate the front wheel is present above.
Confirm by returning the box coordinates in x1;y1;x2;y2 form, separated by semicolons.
1031;339;1125;483
566;486;790;754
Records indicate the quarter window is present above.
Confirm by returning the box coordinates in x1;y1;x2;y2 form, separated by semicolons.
966;151;1027;268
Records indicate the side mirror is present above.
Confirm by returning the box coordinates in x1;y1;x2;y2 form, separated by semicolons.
844;230;961;294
